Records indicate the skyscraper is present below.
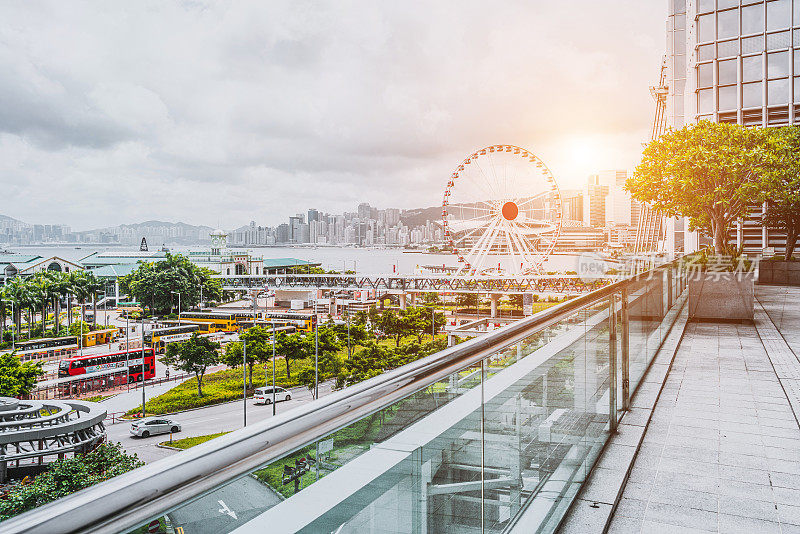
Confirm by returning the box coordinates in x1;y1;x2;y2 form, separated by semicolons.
666;0;799;254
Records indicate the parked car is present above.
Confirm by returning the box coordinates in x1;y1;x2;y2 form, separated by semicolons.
130;418;181;438
254;386;292;405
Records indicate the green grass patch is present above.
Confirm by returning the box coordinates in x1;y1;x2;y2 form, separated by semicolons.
83;394;115;403
161;431;230;449
125;358;309;416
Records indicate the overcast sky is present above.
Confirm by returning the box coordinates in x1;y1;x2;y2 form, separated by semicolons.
0;1;666;231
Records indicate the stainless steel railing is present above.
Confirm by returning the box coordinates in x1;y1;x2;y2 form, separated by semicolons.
1;257;687;534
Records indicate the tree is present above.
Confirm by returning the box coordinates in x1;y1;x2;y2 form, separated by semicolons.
374;309;414;347
627;121;769;254
161;333;220;397
403;306;446;343
761;126;800;260
0;352;43;397
335;343;392;389
0;442;143;521
456;293;478;309
120;253;223;315
223;326;272;389
275;332;311;379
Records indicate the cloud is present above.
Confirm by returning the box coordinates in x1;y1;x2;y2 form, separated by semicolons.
0;0;665;229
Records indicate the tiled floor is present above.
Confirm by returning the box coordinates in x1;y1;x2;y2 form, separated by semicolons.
608;286;800;534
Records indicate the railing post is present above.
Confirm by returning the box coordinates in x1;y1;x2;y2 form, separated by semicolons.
620;287;630;411
608;295;618;432
666;266;673;310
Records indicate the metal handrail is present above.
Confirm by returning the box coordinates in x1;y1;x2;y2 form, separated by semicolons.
1;258;682;534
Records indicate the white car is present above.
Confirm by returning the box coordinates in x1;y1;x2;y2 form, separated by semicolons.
254;387;292;405
130;418;181;438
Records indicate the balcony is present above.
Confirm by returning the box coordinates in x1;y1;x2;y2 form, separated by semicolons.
4;258;691;533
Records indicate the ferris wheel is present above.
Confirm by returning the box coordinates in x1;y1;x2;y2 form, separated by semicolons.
442;145;563;276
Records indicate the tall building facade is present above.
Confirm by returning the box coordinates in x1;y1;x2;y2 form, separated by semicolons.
666;0;800;254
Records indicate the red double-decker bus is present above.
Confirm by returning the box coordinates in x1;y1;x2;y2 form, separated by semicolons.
58;348;156;385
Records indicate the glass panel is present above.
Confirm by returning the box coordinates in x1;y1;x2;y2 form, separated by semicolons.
718;59;738;84
743;3;765;34
718;85;738;110
767;30;791;49
743;55;763;82
796;50;800;74
794;29;800;46
743;82;762;107
767;0;791;30
698;88;714;113
718;0;738;8
718;8;739;39
698;13;716;42
717;39;739;57
742;35;765;53
795;0;800;26
675;54;686;75
698;62;714;87
698;43;716;61
768;50;791;78
794;77;800;102
698;0;715;14
768;77;791;103
697;114;714;121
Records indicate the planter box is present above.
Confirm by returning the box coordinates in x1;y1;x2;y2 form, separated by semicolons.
688;272;754;321
758;261;800;286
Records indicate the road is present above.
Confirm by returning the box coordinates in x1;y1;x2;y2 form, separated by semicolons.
106;381;335;463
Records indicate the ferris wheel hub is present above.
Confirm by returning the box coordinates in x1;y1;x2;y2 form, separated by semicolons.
501;201;519;221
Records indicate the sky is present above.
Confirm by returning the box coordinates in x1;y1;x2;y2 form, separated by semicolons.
0;1;666;231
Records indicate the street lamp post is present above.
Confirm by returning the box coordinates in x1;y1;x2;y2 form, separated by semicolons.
271;323;276;415
313;297;319;400
125;314;130;391
171;291;181;325
2;300;14;352
242;339;247;427
141;317;147;419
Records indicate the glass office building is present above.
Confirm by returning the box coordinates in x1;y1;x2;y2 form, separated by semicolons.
667;0;799;254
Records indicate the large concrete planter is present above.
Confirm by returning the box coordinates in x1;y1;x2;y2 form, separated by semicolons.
758;260;800;286
688;271;754;321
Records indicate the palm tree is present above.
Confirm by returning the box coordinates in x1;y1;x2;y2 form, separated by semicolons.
70;271;90;339
53;272;72;337
85;273;104;326
29;274;51;338
4;277;28;339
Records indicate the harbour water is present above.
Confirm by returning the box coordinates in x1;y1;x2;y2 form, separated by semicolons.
6;245;584;275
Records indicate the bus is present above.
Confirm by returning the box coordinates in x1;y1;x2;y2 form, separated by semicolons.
177;312;241;333
261;312;314;332
13;336;79;363
145;325;200;353
58;348;155;384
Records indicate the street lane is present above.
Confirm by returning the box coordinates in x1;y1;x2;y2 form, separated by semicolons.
106;381;334;463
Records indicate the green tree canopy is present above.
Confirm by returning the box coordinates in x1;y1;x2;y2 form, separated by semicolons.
161;333;220;397
761;126;800;260
0;442;143;521
120;253;222;315
627;121;769;254
223;326;273;388
0;353;43;397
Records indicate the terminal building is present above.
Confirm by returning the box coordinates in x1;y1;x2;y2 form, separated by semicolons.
666;0;800;255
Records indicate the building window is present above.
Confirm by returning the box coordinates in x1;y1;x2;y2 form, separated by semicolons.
718;0;737;8
795;49;800;73
698;43;715;61
768;78;791;104
767;30;791;49
718;59;738;85
718;8;739;39
794;29;800;46
698;0;715;14
698;62;714;87
795;0;800;26
768;50;790;78
717;39;739;57
794;77;800;102
767;0;791;31
743;4;765;34
743;81;763;107
698;13;715;42
698;88;714;113
743;55;763;82
742;35;765;53
718;85;738;110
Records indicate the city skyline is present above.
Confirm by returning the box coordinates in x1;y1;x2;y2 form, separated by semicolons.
0;2;665;230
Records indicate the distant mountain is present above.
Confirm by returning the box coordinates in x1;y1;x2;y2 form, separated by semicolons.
401;206;442;228
77;220;214;246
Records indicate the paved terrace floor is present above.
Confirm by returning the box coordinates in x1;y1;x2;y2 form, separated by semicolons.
606;285;800;534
